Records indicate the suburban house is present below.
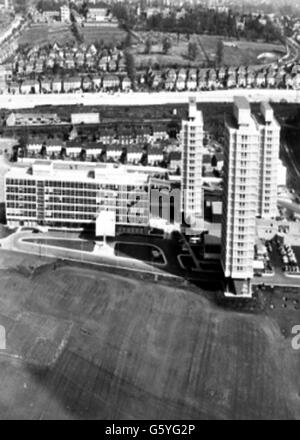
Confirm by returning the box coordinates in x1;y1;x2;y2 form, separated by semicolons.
63;76;82;92
186;76;197;91
167;68;177;82
293;73;300;89
165;77;175;90
20;79;40;94
228;66;236;77
208;69;217;89
92;76;102;90
25;62;34;75
285;73;293;88
36;59;45;74
237;65;246;76
82;76;93;92
98;58;107;71
121;76;131;91
40;78;52;93
255;72;266;87
237;74;246;87
291;64;300;75
46;58;55;69
218;66;226;80
152;74;162;89
102;74;120;90
266;72;275;87
9;81;20;94
176;73;186;91
198;75;207;89
227;73;236;88
117;57;126;72
177;68;187;82
274;73;284;88
246;71;255;87
51;77;62;93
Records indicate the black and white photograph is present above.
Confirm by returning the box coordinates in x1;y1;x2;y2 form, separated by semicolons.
0;0;298;423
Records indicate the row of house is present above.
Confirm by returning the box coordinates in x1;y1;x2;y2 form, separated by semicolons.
7;74;132;94
4;66;300;95
22;139;178;169
12;42;126;77
152;63;300;91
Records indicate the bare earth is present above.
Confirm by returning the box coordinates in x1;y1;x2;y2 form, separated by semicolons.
0;249;299;420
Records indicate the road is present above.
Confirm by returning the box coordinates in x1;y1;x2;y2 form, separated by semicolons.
1;88;300;109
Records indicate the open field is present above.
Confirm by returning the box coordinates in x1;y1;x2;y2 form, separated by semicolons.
0;249;298;419
18;23;75;46
133;32;285;69
82;25;126;46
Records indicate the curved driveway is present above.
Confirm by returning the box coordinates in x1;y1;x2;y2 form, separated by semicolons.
0;230;177;279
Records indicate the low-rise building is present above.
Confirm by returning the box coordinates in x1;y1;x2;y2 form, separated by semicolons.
5;160;171;234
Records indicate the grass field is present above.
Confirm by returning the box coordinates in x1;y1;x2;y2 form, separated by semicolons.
18;23;75;47
133;32;285;69
0;250;298;419
82;25;126;46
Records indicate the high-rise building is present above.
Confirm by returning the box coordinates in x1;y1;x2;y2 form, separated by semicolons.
221;96;259;281
255;101;280;219
181;97;204;233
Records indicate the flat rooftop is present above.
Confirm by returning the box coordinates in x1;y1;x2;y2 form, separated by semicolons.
6;160;170;186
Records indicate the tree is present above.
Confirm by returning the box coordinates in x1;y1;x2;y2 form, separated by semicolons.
188;41;199;61
124;31;132;49
79;149;87;162
216;39;224;67
119;147;127;164
124;49;136;87
144;37;152;54
211;155;217;168
162;37;172;54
